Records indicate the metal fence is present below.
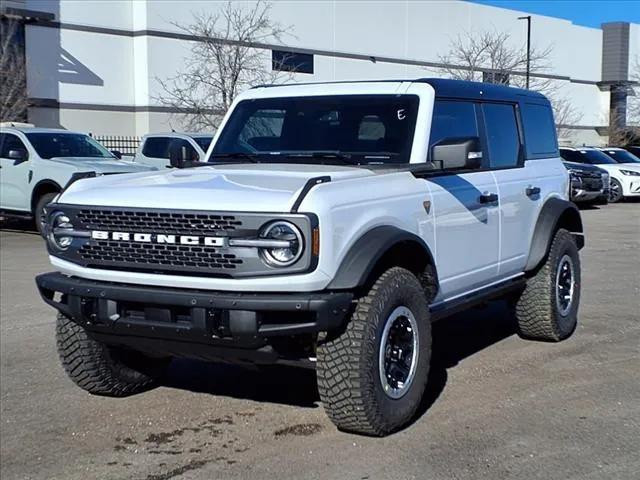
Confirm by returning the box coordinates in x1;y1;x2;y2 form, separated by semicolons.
93;135;141;156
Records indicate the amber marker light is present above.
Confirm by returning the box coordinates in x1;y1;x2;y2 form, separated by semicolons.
312;227;320;256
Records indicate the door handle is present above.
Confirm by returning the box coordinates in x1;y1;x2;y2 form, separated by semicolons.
526;186;541;197
479;192;499;204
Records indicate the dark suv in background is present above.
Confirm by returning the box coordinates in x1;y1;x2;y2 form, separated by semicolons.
561;159;608;204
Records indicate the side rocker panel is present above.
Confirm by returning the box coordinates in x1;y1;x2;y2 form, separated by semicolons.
525;198;584;272
327;225;437;290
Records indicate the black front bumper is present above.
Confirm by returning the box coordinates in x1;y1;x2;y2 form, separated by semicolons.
36;273;353;360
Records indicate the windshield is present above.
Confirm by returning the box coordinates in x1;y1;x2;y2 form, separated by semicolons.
26;133;114;160
600;149;640;164
193;136;213;152
211;95;419;165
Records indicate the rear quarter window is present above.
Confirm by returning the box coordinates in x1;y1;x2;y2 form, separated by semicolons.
521;103;558;159
142;137;171;158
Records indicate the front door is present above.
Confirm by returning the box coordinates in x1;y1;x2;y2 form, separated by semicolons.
427;100;500;300
0;133;31;211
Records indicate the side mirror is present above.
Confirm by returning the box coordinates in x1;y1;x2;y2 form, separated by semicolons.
111;150;122;159
169;144;187;168
8;149;28;163
431;137;482;170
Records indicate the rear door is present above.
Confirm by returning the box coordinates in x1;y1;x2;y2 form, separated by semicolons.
427;100;500;299
481;102;540;277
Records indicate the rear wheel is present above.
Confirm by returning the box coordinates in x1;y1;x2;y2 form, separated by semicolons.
34;192;58;236
56;314;170;396
317;267;431;436
514;229;581;342
608;178;623;203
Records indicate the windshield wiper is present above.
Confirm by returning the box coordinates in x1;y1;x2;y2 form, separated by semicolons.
207;152;261;163
283;151;360;165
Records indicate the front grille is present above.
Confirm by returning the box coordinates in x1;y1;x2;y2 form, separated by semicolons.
79;241;243;270
582;177;603;190
49;205;314;278
76;209;243;235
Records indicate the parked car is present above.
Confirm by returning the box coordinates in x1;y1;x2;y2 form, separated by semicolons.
562;160;608;204
0;124;157;233
597;146;640;164
133;132;214;168
37;79;584;436
559;147;640;202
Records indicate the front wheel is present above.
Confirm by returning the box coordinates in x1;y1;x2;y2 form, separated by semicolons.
317;267;431;436
56;314;170;396
34;192;58;236
609;178;623;203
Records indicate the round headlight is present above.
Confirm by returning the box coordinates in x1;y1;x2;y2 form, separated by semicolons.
259;221;303;267
48;211;74;250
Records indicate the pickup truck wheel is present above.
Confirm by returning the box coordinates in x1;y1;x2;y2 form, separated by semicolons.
515;229;580;342
317;267;431;436
56;314;170;396
34;192;58;236
608;178;623;203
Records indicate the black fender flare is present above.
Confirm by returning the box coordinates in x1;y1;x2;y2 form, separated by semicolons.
525;198;584;272
327;225;437;290
30;180;62;212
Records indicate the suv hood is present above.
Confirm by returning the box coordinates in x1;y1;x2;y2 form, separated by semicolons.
59;163;375;212
47;157;157;173
595;163;640;174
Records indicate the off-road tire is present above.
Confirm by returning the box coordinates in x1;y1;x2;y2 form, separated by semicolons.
34;192;58;237
56;314;170;396
608;178;623;203
317;267;431;436
515;229;580;342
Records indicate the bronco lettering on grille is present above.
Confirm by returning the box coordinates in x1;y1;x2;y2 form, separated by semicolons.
90;231;226;247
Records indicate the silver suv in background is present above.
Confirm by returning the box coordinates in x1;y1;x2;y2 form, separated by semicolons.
0;124;156;234
134;132;214;169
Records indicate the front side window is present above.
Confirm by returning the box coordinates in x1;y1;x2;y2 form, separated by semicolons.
482;103;521;168
0;133;28;158
212;95;419;165
25;133;113;159
428;100;479;158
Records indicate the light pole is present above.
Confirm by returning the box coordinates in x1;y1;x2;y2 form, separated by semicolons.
518;15;532;89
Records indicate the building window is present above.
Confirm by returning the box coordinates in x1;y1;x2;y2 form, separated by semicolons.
272;50;314;74
483;71;510;85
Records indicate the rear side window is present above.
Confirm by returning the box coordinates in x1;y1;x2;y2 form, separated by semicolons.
521;103;558;158
482;103;521;168
142;137;171;158
428;100;478;157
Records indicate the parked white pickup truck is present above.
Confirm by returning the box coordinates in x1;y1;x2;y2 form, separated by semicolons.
0;124;156;233
36;79;583;436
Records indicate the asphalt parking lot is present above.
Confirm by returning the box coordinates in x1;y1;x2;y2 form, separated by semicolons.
1;202;639;480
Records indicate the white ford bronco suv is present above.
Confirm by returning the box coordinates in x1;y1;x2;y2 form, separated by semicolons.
36;79;584;436
0;124;156;234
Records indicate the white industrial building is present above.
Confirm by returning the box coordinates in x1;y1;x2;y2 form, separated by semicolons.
2;0;639;145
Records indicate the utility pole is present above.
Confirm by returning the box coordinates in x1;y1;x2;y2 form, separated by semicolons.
518;15;532;89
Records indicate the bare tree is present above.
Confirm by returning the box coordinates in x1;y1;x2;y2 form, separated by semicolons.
438;30;580;140
0;18;28;122
155;0;294;131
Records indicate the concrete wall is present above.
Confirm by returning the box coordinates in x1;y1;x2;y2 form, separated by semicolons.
21;0;630;145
